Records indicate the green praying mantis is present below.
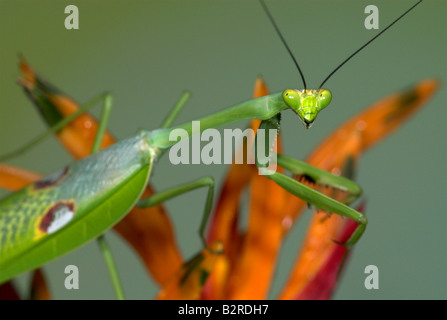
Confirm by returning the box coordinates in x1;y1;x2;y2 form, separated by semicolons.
0;0;436;299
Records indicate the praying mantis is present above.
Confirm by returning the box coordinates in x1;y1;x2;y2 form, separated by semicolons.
0;0;445;300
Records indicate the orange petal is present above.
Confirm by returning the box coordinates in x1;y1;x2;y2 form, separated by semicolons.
113;187;182;285
226;169;287;299
202;163;254;299
30;269;51;300
293;215;360;300
19;59;115;159
206;164;255;251
156;242;223;300
18;59;182;284
203;77;274;299
252;76;269;102
224;77;287;299
279;204;361;300
0;163;42;190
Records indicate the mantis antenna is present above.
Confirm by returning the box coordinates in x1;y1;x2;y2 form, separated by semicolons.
318;0;423;89
259;0;307;91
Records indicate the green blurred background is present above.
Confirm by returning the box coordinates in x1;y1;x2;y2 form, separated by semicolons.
0;0;445;300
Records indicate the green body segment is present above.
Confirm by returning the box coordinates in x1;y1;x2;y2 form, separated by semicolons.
0;131;155;284
150;93;288;149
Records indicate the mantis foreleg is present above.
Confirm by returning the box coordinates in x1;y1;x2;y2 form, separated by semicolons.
276;154;362;205
255;116;367;248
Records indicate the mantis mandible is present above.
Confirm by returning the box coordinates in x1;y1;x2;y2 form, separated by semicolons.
0;0;425;297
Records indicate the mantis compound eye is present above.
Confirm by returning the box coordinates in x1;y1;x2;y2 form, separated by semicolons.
318;89;332;111
282;89;300;112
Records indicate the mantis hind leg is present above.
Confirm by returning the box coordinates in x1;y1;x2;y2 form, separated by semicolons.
137;176;218;251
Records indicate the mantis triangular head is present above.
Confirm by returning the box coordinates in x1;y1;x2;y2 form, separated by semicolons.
282;89;332;129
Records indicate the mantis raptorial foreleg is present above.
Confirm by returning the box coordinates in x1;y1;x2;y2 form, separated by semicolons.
276;154;362;205
267;173;367;247
255;116;367;248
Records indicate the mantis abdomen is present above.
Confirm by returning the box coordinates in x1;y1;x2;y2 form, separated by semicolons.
0;131;154;283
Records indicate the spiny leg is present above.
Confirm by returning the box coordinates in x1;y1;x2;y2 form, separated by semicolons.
137;177;224;287
137;176;217;251
267;172;367;248
276;154;362;205
255;115;367;248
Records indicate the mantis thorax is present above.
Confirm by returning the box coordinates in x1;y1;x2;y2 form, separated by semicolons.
282;89;332;129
